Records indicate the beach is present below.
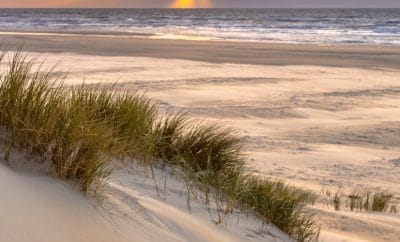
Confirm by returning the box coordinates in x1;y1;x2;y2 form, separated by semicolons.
1;31;400;68
1;31;400;241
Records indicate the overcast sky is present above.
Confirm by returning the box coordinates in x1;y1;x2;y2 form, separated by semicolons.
1;0;400;8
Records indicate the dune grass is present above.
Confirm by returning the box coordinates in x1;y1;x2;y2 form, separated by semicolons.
322;188;396;213
234;177;319;241
0;52;116;191
371;191;394;212
0;51;319;241
345;189;395;212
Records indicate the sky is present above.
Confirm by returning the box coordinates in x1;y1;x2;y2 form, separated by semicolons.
1;0;400;8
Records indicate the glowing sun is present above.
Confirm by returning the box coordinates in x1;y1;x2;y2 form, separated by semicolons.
170;0;211;8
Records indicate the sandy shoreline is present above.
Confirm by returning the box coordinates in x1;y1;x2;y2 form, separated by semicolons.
1;31;400;68
1;32;400;241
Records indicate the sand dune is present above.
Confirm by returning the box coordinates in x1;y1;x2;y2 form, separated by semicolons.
0;119;288;242
0;154;289;242
1;33;400;241
25;51;399;242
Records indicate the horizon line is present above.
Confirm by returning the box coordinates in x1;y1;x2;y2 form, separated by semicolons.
0;7;399;9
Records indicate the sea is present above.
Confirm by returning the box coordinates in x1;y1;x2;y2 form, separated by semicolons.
0;8;399;45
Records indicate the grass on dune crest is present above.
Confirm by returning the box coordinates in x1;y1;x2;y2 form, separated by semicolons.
69;84;158;160
0;50;319;241
0;51;115;191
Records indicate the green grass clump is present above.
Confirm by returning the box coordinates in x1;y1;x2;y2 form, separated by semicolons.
372;191;393;212
151;115;245;197
0;52;116;191
151;115;319;241
348;190;362;212
325;188;395;213
345;189;394;212
234;177;319;241
69;85;158;160
151;115;244;174
0;50;319;241
173;122;243;173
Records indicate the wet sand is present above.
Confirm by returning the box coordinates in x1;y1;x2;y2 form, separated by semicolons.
1;31;400;68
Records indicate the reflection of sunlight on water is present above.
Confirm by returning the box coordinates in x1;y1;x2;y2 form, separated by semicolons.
170;0;211;8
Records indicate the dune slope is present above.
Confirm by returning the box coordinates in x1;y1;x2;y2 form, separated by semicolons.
0;153;289;242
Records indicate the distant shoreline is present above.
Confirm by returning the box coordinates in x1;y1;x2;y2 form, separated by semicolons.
1;29;400;48
1;8;400;46
1;31;400;69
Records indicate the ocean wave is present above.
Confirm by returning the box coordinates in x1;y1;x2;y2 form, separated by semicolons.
0;8;399;46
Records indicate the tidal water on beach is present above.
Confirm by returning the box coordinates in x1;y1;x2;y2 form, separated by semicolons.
1;8;399;45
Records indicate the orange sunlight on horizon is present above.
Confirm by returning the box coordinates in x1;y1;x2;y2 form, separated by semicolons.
170;0;211;8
